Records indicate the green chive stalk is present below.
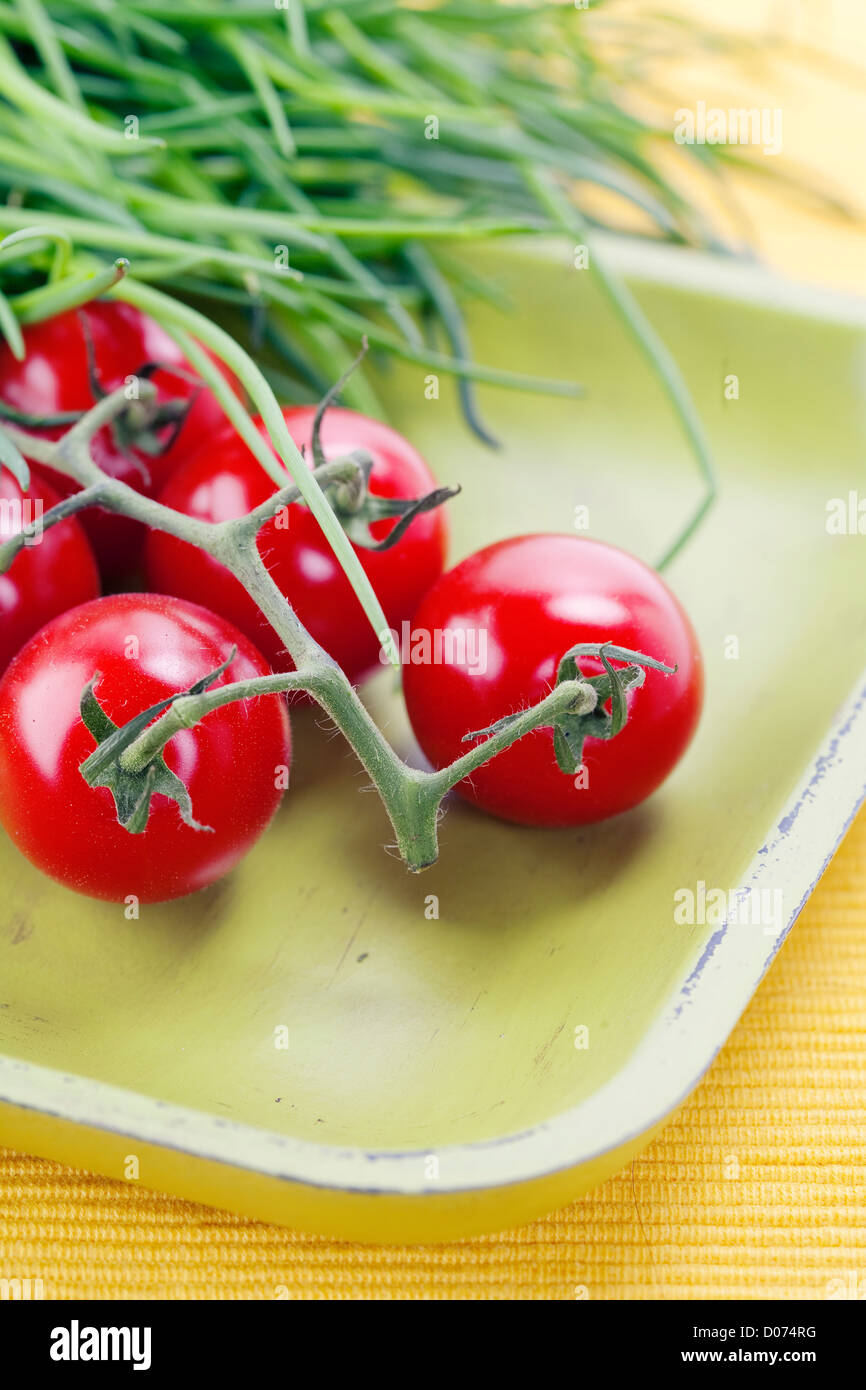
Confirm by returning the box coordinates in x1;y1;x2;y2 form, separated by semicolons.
0;0;733;553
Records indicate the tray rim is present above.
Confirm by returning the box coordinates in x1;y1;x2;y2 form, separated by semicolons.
2;234;865;1204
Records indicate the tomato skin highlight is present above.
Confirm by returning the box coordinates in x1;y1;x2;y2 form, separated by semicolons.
0;471;100;676
0;302;239;580
402;534;703;827
0;594;290;902
145;405;449;684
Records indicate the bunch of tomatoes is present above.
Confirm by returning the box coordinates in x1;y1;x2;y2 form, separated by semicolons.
0;302;703;904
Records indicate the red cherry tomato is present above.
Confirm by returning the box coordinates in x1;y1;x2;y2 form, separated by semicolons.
0;594;290;902
402;534;703;826
0;469;100;675
0;302;239;580
145;406;449;683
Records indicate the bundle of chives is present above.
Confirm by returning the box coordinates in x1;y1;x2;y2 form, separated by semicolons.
0;0;727;519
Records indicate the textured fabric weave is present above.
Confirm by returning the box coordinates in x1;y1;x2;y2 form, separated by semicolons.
1;805;864;1300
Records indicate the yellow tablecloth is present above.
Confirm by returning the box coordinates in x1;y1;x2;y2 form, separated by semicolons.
1;0;865;1301
1;805;864;1300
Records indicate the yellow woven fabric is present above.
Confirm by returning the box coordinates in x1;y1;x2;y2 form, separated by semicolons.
1;805;864;1300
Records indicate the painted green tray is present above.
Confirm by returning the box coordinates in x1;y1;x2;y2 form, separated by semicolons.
1;237;864;1242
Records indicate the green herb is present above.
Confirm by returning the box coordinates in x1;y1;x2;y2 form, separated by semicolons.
0;0;730;559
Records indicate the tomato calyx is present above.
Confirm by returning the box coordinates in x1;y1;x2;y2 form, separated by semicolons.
353;482;461;552
113;371;203;462
302;335;459;549
324;449;460;551
0;367;202;486
77;652;237;834
75;312;207;467
460;641;678;776
552;642;677;774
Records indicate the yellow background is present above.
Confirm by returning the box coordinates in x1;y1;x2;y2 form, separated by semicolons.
1;0;864;1298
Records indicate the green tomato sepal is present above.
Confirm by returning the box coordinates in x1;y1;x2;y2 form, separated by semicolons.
552;643;677;775
78;651;236;834
333;455;460;553
306;338;460;551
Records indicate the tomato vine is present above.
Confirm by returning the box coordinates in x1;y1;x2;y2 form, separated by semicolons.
0;372;679;870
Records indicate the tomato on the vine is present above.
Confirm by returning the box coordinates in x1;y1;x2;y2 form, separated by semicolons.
145;405;449;684
0;594;290;902
0;302;239;580
0;470;100;675
402;534;703;826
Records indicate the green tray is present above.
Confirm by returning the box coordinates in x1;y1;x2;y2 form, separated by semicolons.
1;236;864;1241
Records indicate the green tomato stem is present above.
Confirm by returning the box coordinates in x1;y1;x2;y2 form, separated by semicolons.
110;276;397;664
2;390;622;872
118;671;313;773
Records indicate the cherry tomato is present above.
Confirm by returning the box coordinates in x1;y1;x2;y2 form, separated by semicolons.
0;302;239;580
0;469;100;675
145;406;449;683
0;594;290;902
402;534;703;826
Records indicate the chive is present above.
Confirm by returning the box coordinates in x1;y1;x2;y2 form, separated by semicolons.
0;33;164;153
15;0;85;110
284;0;311;58
219;27;296;158
115;274;394;648
322;8;441;103
0;0;743;559
522;164;717;570
0;224;71;278
0;207;319;280
403;243;499;448
0;284;25;358
10;256;129;321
